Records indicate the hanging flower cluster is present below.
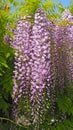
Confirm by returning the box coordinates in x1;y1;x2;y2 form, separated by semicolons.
12;8;73;128
62;9;73;81
12;16;32;119
62;9;73;49
54;26;73;91
30;9;56;125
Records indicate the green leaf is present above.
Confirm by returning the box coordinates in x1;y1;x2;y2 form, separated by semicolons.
43;0;54;10
0;96;9;116
56;123;66;130
57;95;72;114
0;57;8;68
6;53;10;58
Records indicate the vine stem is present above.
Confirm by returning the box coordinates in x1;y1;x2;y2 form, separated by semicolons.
0;117;25;128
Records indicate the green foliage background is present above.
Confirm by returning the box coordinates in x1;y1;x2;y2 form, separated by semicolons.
0;0;73;130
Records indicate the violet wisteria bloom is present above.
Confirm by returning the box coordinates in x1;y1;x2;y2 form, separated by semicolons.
29;8;56;126
68;26;73;64
62;9;73;50
54;25;73;91
12;16;32;119
11;8;73;128
62;10;73;81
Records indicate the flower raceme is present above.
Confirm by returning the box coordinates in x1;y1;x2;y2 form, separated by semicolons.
12;8;73;128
